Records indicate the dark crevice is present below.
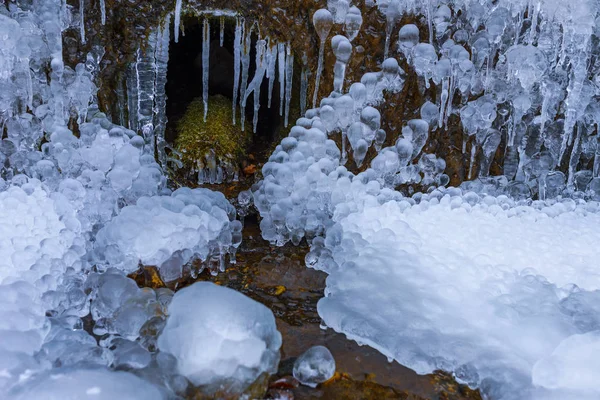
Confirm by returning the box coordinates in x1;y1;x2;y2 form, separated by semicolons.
165;15;288;159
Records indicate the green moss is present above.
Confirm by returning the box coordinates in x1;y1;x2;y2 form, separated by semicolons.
175;95;250;169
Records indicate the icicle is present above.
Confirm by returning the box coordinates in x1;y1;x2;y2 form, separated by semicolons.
284;43;294;128
278;43;286;116
312;9;333;109
425;0;433;44
332;35;352;93
100;0;106;25
80;0;86;44
174;0;182;43
266;43;277;109
202;18;210;122
243;40;267;133
232;17;242;125
126;63;138;131
300;63;309;116
468;141;477;180
240;22;252;131
154;15;171;167
567;123;582;188
220;16;225;47
594;129;600;177
135;27;159;155
116;74;127;127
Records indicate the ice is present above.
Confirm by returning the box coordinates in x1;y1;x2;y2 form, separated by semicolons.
174;0;182;42
300;63;309;116
232;17;242;124
100;0;106;25
398;24;419;63
157;282;282;393
344;6;362;42
278;42;286;116
9;368;163;400
312;9;333;109
267;43;277;108
284;43;294;127
327;0;350;24
532;331;600;396
293;346;336;388
239;22;252;130
315;196;600;399
79;0;85;44
331;35;352;93
219;16;224;47
202;18;210;121
95;187;236;277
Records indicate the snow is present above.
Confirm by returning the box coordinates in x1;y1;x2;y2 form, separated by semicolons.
315;194;600;399
9;368;163;400
157;282;281;393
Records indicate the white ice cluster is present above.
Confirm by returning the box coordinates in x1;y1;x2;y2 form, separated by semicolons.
95;188;238;280
157;282;282;393
250;1;600;398
0;1;260;398
9;368;164;400
314;190;600;399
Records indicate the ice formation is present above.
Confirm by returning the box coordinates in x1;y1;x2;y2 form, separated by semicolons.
293;346;336;388
2;0;600;398
249;1;600;398
9;368;164;400
157;282;282;393
0;1;248;398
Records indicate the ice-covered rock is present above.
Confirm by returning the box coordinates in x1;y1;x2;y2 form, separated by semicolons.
95;187;236;278
314;193;600;399
9;368;164;400
157;282;282;393
293;346;336;387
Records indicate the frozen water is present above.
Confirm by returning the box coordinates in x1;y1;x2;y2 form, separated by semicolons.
95;187;236;277
315;195;600;399
9;368;163;400
293;346;336;388
312;9;333;108
157;282;282;393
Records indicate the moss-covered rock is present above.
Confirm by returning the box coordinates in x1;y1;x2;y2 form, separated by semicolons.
175;95;250;171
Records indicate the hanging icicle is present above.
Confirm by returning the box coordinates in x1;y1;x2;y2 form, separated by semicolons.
80;0;86;44
266;42;277;109
300;63;309;116
220;16;225;47
232;17;242;125
312;9;333;109
154;15;171;167
243;40;267;132
284;43;294;128
202;18;210;121
239;22;253;130
174;0;182;43
100;0;106;25
278;43;286;117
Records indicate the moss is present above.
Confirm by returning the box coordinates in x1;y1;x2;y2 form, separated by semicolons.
175;95;250;170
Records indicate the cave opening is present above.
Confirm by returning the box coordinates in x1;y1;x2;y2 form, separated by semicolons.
165;15;291;166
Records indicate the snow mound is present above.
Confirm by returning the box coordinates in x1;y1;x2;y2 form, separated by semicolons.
157;282;281;393
95;187;236;279
9;368;164;400
316;193;600;399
